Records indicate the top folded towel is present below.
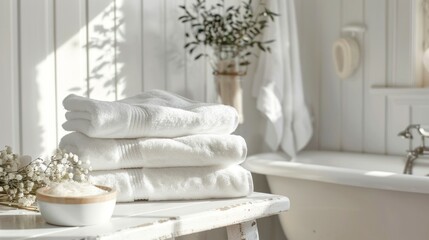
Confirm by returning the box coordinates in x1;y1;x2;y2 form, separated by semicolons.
62;90;239;138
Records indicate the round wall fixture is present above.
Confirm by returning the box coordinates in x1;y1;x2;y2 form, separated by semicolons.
332;37;360;80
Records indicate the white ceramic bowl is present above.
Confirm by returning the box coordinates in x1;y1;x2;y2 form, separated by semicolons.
36;185;117;226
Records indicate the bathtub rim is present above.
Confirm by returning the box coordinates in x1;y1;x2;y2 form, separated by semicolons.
243;150;429;195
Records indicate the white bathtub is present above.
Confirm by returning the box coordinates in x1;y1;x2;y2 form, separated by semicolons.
243;150;429;240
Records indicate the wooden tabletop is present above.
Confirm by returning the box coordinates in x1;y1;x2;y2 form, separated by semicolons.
0;192;290;240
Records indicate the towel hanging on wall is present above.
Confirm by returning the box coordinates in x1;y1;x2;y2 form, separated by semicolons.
252;0;313;157
332;37;360;79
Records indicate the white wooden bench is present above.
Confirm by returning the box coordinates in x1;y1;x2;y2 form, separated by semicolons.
0;192;289;240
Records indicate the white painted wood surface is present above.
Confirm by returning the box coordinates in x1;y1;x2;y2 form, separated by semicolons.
363;0;387;154
318;0;342;151
340;0;364;152
303;0;429;156
0;0;20;153
19;0;57;158
226;220;259;240
0;193;289;240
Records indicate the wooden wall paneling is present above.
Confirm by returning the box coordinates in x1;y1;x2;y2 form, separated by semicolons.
0;0;20;152
318;0;342;150
391;0;414;87
413;0;424;87
389;0;414;86
340;0;364;152
55;0;88;143
116;0;143;99
184;0;207;101
386;0;397;86
165;0;186;95
20;0;57;157
363;0;387;154
386;97;410;155
88;0;117;100
142;0;167;91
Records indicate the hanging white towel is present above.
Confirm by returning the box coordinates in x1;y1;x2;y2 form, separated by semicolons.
252;0;313;157
89;165;253;202
62;90;239;138
60;132;247;170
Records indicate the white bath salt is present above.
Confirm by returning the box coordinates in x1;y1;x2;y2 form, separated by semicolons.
44;182;107;197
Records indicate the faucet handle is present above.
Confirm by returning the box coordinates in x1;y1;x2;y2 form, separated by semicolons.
418;126;429;138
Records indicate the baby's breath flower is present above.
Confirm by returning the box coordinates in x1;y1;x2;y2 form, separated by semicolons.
0;146;90;207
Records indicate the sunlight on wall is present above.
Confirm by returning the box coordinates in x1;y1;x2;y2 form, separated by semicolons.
35;49;57;158
88;0;117;101
33;0;126;157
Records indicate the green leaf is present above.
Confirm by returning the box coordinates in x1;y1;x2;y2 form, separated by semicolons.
240;61;250;66
257;42;265;51
189;46;197;54
194;53;204;60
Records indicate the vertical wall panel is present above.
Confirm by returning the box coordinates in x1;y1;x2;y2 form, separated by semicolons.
386;0;397;86
55;0;88;143
319;0;342;151
363;0;387;154
165;0;186;95
142;0;167;91
0;0;20;152
340;0;364;152
413;0;424;87
88;0;117;100
388;0;414;87
184;0;207;101
116;0;143;99
395;0;414;86
386;98;410;155
20;0;57;157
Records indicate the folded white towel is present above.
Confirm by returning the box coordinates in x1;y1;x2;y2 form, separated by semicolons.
62;90;239;138
89;165;253;201
59;132;247;170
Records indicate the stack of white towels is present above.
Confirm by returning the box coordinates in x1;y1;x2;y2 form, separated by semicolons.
59;90;253;202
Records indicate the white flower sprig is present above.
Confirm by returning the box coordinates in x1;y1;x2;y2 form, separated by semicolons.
0;146;91;208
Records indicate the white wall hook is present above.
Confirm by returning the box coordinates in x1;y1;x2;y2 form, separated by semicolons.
341;24;366;37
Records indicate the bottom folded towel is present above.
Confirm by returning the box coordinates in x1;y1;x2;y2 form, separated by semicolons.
89;165;253;202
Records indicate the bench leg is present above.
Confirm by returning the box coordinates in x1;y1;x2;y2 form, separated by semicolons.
226;220;259;240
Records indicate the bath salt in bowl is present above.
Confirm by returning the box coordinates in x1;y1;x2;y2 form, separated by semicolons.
36;182;117;226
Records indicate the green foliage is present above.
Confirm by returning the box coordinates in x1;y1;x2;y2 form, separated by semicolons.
178;0;278;73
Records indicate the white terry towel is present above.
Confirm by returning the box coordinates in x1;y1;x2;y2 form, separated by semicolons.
89;165;253;202
60;132;247;170
62;90;239;138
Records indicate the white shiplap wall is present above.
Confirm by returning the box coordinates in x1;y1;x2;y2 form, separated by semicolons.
1;0;429;159
297;0;429;156
0;0;266;159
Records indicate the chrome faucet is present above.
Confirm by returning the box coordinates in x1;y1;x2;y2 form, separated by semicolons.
398;124;429;174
